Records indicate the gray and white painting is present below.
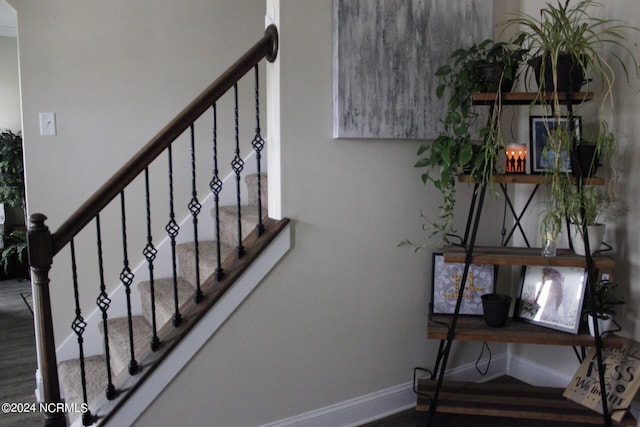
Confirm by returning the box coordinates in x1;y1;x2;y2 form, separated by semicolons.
333;0;493;139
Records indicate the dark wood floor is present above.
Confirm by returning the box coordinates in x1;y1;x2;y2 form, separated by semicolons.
0;279;42;426
360;377;593;427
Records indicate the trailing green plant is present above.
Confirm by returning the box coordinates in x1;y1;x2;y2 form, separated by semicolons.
501;0;640;109
414;36;527;240
0;129;25;208
539;120;622;239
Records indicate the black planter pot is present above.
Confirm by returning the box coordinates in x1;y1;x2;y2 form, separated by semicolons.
570;145;600;178
476;63;516;92
532;54;585;93
481;293;512;328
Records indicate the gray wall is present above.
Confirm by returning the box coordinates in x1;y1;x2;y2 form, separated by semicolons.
14;0;640;425
136;1;506;425
0;35;20;131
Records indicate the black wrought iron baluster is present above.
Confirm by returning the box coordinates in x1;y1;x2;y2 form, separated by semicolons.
70;239;94;426
95;215;116;399
189;124;203;303
143;168;161;351
252;64;265;236
166;145;183;326
209;103;224;280
119;191;139;375
231;83;245;258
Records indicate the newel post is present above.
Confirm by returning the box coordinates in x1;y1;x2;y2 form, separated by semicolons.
28;213;67;427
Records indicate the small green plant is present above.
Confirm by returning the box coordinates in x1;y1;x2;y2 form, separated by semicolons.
583;279;625;316
1;229;28;276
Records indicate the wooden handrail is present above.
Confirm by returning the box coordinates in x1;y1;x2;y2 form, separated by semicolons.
50;25;278;256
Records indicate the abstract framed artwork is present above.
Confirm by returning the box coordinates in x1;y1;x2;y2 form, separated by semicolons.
431;253;494;315
517;265;587;334
333;0;493;139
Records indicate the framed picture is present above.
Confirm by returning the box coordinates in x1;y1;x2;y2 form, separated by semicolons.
431;253;495;315
529;116;581;173
516;265;587;334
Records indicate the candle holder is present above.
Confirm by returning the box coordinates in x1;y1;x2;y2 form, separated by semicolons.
505;144;527;174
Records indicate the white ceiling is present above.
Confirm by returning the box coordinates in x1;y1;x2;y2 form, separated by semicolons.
0;1;16;37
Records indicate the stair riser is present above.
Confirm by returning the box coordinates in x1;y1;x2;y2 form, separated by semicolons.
217;206;264;248
138;278;195;329
245;173;267;207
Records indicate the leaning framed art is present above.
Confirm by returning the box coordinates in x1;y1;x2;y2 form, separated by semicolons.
529;115;581;173
431;253;494;315
516;265;587;334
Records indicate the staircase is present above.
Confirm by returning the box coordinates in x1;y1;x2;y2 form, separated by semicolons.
25;25;284;427
57;173;273;425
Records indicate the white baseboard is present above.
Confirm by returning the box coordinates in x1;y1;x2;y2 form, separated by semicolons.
259;352;508;427
507;352;573;388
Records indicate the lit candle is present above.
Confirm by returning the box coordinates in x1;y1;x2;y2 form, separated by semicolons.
506;144;527;174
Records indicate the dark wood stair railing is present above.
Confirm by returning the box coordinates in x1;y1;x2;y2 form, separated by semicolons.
27;25;279;427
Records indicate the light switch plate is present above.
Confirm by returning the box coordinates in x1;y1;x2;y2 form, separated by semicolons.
39;112;57;136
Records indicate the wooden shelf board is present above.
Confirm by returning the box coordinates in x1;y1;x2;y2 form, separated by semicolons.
427;313;626;347
472;91;594;105
416;379;635;426
443;245;615;270
458;174;605;185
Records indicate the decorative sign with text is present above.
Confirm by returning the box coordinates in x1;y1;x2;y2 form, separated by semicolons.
431;253;494;315
563;338;640;422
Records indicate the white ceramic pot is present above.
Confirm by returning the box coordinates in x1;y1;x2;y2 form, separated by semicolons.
572;223;605;256
587;313;613;337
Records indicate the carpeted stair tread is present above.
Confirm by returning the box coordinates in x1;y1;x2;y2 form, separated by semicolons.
102;316;152;377
177;240;234;288
59;355;108;423
216;205;266;246
245;173;267;207
138;277;195;330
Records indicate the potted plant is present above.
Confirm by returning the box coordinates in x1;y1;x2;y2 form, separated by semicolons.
568;184;627;255
583;279;625;336
414;37;528;240
0;129;25;210
501;0;640;99
1;228;28;279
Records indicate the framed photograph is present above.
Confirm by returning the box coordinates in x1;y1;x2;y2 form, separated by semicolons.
431;253;495;315
516;266;587;334
529;116;581;173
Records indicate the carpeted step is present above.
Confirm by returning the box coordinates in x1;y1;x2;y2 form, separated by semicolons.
137;277;195;329
102;316;152;377
58;355;108;424
176;240;234;288
216;205;266;247
245;173;267;207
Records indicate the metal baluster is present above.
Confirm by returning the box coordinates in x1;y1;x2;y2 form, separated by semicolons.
209;104;224;280
70;239;94;426
166;145;183;326
119;191;139;375
95;215;116;399
252;64;265;236
189;124;203;303
231;83;245;258
143;168;161;350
